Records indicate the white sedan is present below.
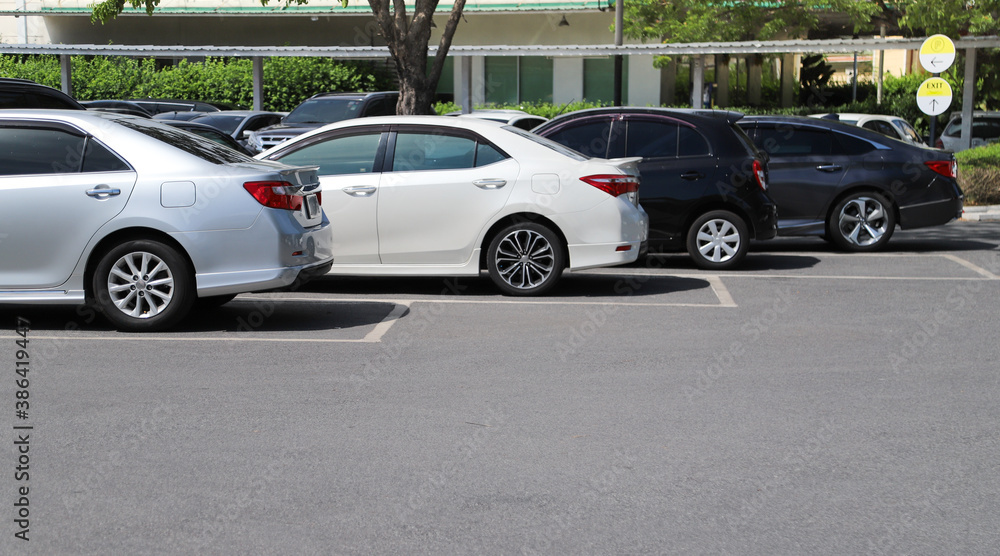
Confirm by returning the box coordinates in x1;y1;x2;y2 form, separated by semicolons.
257;116;648;295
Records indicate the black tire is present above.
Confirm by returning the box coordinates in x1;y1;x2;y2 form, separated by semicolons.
686;210;749;270
827;191;895;252
486;222;565;296
92;240;195;331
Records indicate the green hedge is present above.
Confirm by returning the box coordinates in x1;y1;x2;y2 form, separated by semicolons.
956;143;1000;205
0;54;393;112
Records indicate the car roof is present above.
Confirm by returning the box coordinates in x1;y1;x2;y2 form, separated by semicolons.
0;79;86;109
740;114;916;146
308;91;397;101
542;107;746;127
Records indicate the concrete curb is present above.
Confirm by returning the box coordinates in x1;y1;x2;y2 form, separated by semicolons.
961;205;1000;222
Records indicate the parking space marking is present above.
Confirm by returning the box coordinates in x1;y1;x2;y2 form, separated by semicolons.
940;254;1000;279
0;300;411;344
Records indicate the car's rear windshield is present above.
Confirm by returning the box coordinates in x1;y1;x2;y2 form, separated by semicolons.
503;125;588;161
284;98;363;125
115;118;254;164
190;114;244;135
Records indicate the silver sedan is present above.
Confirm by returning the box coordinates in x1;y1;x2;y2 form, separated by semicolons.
0;110;334;331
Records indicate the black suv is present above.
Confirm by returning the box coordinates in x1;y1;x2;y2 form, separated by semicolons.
534;108;777;270
0;78;85;110
245;91;398;153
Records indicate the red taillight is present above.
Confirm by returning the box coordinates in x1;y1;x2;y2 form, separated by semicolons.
580;174;640;197
934;138;944;149
925;160;957;179
243;181;304;211
752;159;767;191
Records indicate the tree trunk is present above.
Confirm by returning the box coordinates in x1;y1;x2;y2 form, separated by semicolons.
369;0;467;115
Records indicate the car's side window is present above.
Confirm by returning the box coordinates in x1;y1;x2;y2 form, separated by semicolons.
475;142;507;167
81;139;132;172
626;120;678;158
0;127;87;175
677;125;711;157
544;119;614;158
755;126;832;156
833;132;876;156
274;132;382;175
391;132;476;172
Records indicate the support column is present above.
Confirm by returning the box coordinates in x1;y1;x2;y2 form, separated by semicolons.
60;55;72;96
960;48;977;151
457;56;474;113
553;57;583;105
690;55;705;108
715;54;730;108
660;58;677;106
747;55;763;106
252;57;264;111
780;53;795;108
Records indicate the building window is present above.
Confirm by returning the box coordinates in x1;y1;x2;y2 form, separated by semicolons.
484;57;553;105
519;57;553;103
584;57;629;103
435;57;454;98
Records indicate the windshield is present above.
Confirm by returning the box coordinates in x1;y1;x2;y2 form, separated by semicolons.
284;98;363;125
503;125;588;161
190;114;244;135
894;119;922;143
115;118;254;164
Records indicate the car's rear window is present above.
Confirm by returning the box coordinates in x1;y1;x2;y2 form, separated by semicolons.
285;98;363;125
504;125;588;161
190;114;244;135
115;118;253;164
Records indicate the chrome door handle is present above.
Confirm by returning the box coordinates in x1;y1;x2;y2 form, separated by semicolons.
86;187;121;198
816;164;843;172
680;171;705;180
342;186;377;197
473;179;507;189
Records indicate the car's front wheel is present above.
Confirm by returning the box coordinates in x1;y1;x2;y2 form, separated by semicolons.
92;240;195;331
487;223;565;296
827;192;895;252
686;210;749;270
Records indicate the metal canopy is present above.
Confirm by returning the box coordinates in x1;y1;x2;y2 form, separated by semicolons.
3;36;1000;58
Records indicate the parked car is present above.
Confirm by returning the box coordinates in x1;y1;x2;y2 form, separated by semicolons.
738;115;963;251
811;113;925;146
445;109;548;131
184;110;285;147
245;91;398;153
124;98;231;115
81;99;154;117
533;107;776;270
0;77;85;110
937;111;1000;151
0;110;334;331
161;120;256;156
256;116;648;295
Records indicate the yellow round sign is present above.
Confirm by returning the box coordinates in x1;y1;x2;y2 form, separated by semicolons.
919;34;956;73
916;77;953;115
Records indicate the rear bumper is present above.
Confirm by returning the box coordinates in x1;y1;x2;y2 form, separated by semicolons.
899;195;964;229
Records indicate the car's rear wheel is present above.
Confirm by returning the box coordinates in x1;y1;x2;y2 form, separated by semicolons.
487;223;565;296
93;240;194;331
827;192;895;252
686;210;749;270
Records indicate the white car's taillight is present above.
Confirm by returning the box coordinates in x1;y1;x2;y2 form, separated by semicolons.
580;174;640;197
